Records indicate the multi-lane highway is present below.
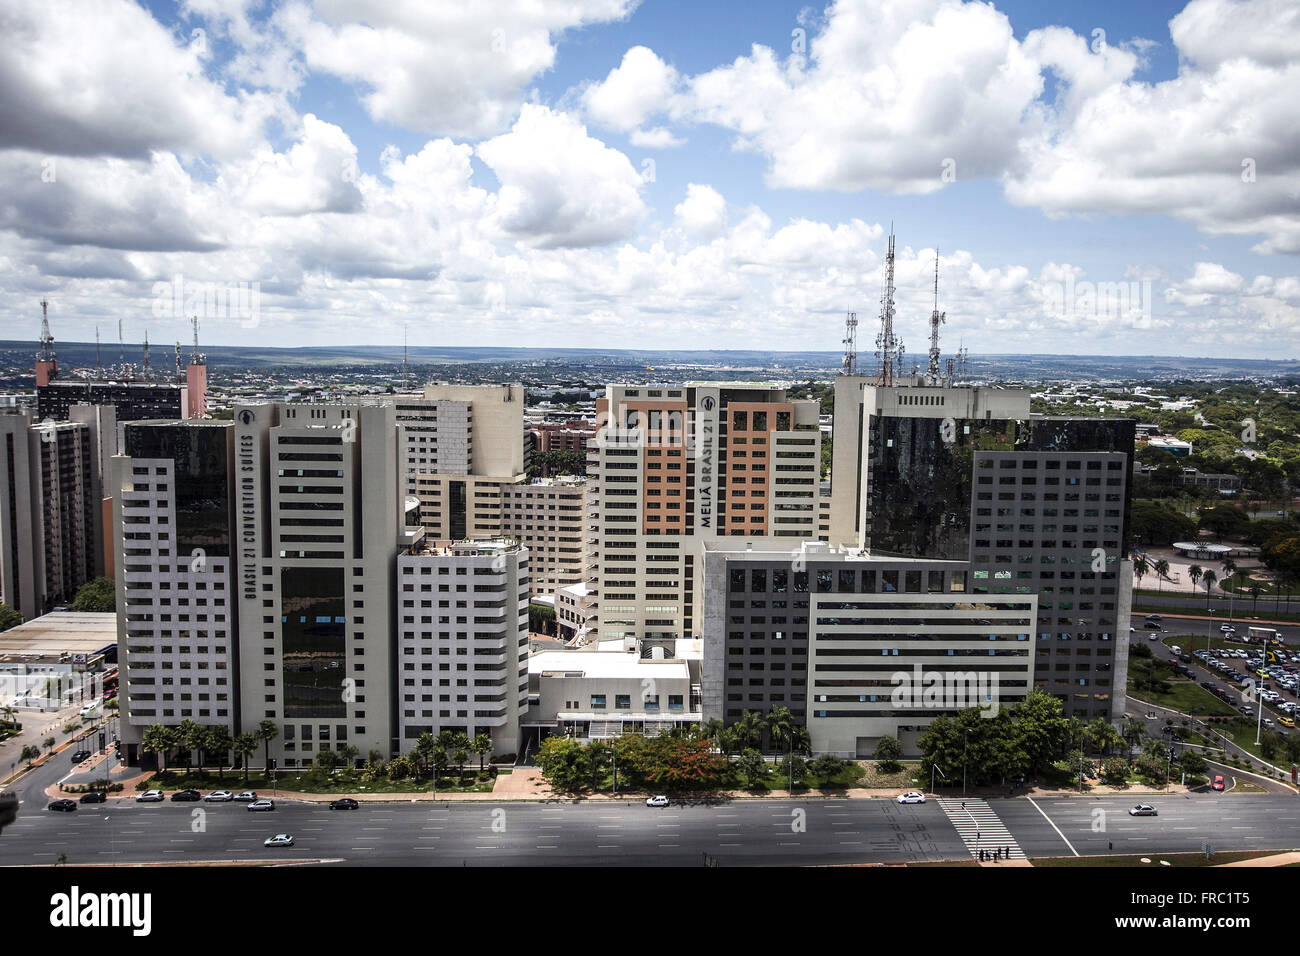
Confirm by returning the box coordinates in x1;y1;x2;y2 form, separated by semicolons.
1;789;1297;866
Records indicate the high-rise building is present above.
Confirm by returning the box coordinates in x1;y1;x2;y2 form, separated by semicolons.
396;538;530;755
588;383;820;657
395;385;526;539
696;539;1036;755
0;406;116;621
232;402;399;767
500;477;586;596
111;419;236;764
826;379;1135;721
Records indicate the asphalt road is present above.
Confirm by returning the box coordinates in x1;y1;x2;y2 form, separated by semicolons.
0;790;1297;867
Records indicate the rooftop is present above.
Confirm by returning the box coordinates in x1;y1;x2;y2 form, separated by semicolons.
529;650;689;681
0;611;117;659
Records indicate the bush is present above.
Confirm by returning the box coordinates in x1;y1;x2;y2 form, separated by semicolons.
873;736;904;773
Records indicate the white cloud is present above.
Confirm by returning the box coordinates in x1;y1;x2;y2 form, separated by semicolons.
291;0;636;139
582;45;686;147
222;114;363;216
476;105;647;248
673;184;727;238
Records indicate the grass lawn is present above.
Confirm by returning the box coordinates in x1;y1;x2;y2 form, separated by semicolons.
1133;599;1300;625
1126;658;1238;717
143;769;497;794
1033;849;1285;867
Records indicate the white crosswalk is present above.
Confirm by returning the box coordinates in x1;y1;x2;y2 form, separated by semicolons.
936;798;1025;860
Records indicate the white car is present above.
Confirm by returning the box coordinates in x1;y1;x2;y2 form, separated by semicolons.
897;791;926;804
247;799;275;812
263;833;294;847
645;795;670;808
232;791;258;802
135;790;164;802
1221;625;1236;633
204;790;233;802
1129;804;1158;816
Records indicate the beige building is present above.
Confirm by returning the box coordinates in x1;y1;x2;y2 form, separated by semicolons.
500;477;586;595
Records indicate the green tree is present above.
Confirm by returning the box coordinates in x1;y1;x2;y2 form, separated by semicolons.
472;733;493;772
177;719;204;775
70;576;116;612
314;748;339;772
257;720;279;773
0;603;21;632
233;733;258;784
873;735;904;773
764;706;795;758
1153;558;1170;593
736;748;767;788
20;744;40;765
734;711;765;751
141;724;176;774
204;726;233;781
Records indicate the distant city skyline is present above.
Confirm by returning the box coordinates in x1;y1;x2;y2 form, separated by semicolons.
1;0;1297;358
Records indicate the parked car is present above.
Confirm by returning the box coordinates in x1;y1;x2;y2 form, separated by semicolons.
69;750;91;764
170;789;202;802
897;791;926;804
48;799;77;812
136;789;164;802
329;798;359;810
1212;775;1226;791
204;790;233;802
233;791;258;802
263;833;294;847
1129;804;1158;816
645;795;670;808
247;799;275;812
79;790;107;804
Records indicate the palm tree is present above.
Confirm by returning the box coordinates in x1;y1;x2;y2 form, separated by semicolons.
205;726;232;781
765;706;796;759
1188;564;1203;593
734;711;764;752
257;719;279;774
1134;554;1149;591
1202;569;1217;609
472;733;492;772
1153;558;1170;594
141;724;175;774
700;717;725;753
233;733;258;784
412;732;435;777
177;719;203;776
1249;584;1262;615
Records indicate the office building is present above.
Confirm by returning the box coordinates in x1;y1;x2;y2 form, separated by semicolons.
0;406;117;621
396;538;530;756
500;477;586;596
111;419;236;763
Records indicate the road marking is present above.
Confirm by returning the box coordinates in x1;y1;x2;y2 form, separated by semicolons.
938;798;1029;860
1023;797;1077;857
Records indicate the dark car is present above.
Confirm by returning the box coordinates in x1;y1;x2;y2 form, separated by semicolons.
329;798;359;810
170;789;202;802
1200;681;1215;689
69;750;91;764
79;790;108;804
48;799;77;812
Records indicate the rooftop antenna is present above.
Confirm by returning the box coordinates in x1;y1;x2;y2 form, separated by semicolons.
874;227;899;387
926;250;945;385
142;329;151;380
841;311;858;376
38;299;56;364
117;318;125;368
175;341;182;380
190;315;204;366
95;326;103;375
402;325;409;392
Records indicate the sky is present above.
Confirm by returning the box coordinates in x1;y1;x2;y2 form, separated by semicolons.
1;0;1298;359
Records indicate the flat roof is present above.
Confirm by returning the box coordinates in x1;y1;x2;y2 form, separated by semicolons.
529;650;688;681
0;611;117;657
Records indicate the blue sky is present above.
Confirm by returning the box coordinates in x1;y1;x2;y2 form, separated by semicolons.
2;0;1297;358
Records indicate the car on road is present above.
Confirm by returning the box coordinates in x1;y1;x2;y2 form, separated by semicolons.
136;789;164;802
79;790;107;804
247;799;275;812
204;790;233;802
232;791;258;802
1129;804;1158;816
645;795;670;808
897;791;926;804
1212;775;1226;791
1280;716;1296;728
69;750;91;764
329;798;359;810
263;833;294;847
1221;624;1237;633
170;789;202;802
48;799;77;812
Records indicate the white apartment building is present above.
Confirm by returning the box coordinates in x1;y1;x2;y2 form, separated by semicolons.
112;420;236;763
396;538;530;756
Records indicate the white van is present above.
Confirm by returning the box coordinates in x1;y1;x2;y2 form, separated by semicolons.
79;702;99;718
1170;645;1182;656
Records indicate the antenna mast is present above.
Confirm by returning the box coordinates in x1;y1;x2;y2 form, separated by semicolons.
38;299;56;363
841;312;858;376
95;326;102;374
926;250;946;385
874;229;900;386
190;315;203;366
142;330;151;380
